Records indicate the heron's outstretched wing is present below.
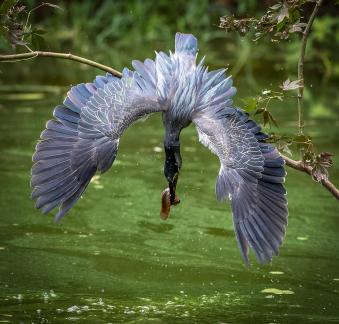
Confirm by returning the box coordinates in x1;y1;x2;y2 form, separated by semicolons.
193;108;288;265
31;72;162;221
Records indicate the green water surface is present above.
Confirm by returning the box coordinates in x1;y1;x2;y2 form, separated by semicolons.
0;84;339;323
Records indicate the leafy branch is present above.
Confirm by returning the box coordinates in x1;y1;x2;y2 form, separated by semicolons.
0;0;338;200
0;0;121;76
283;154;339;199
220;0;312;42
220;0;338;200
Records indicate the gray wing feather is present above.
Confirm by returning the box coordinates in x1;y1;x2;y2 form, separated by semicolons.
193;109;287;265
79;75;160;140
195;113;264;174
32;72;163;221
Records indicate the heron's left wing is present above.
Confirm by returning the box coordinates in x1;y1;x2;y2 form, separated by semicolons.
193;108;288;265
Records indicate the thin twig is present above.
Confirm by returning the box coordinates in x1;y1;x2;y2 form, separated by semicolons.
282;154;339;200
297;0;323;135
0;51;122;77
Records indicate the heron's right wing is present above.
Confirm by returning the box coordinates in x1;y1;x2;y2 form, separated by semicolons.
31;71;163;221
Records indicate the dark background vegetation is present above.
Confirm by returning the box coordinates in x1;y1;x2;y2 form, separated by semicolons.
1;0;338;144
1;0;338;87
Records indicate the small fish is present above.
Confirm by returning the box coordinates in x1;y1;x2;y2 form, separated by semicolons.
160;188;180;220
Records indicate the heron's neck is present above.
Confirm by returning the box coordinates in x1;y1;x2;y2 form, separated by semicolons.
162;111;191;147
164;130;180;147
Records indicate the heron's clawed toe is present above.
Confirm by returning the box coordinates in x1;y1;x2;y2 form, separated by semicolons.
173;194;180;205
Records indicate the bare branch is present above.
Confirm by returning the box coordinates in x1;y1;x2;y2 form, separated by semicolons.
297;0;323;135
0;51;122;77
282;154;339;200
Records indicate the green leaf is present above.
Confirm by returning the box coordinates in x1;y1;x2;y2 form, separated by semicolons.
32;27;46;35
293;134;311;144
31;33;46;50
289;8;300;22
293;134;312;150
241;97;258;112
0;0;17;15
270;3;282;10
276;19;287;32
0;25;7;38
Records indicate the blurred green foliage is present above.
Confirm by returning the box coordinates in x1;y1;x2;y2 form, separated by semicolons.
0;0;338;167
0;0;338;86
0;0;338;182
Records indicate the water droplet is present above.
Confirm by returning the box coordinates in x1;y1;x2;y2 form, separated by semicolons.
153;146;163;153
67;305;81;313
269;271;284;275
297;236;308;241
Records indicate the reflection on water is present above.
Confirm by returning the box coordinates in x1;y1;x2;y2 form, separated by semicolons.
138;221;175;234
0;83;339;322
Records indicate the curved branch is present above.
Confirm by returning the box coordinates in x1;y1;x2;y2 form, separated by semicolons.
282;154;339;200
0;51;122;77
297;0;323;135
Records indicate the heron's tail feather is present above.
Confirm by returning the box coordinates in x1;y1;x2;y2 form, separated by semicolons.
175;33;198;56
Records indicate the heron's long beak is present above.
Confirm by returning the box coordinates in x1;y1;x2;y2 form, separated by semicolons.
169;172;180;205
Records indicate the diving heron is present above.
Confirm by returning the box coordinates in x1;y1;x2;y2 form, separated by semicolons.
31;33;288;265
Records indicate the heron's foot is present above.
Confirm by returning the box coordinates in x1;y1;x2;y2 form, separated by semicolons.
160;188;180;220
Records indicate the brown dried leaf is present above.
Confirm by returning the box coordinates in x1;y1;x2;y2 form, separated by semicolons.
311;152;334;182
